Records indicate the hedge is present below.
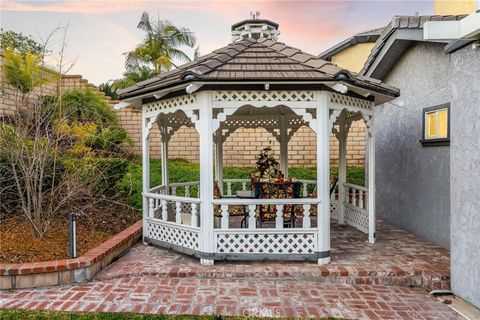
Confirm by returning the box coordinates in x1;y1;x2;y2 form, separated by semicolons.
117;159;365;211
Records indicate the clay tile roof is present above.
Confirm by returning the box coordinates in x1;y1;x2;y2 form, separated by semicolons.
118;37;399;99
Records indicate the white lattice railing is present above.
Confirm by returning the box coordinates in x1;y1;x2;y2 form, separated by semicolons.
222;179;318;197
150;184;167;194
212;198;319;229
223;179;250;196
343;183;369;233
330;192;338;220
145;218;200;252
215;228;318;255
298;179;316;197
169;181;200;198
212;198;320;255
144;192;201;227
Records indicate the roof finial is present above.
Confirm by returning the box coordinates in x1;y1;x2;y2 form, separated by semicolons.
231;15;280;41
250;11;261;20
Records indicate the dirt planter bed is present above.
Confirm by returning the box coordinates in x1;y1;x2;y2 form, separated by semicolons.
0;220;142;290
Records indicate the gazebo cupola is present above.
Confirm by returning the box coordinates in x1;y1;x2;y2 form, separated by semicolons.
116;16;400;266
231;12;280;41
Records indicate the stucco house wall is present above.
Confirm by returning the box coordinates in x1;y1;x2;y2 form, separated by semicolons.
449;44;480;308
331;42;376;72
375;42;451;249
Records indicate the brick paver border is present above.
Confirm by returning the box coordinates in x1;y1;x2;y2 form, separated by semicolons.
0;221;142;290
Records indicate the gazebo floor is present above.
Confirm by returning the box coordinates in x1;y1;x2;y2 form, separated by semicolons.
98;219;450;291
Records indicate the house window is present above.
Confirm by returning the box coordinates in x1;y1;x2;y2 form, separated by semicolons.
421;103;450;146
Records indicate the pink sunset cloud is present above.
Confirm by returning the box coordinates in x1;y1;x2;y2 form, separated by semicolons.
1;0;433;84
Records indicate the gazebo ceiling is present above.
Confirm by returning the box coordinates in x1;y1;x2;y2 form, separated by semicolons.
117;38;399;101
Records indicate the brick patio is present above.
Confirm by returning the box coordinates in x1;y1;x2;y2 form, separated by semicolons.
97;219;451;290
0;220;457;319
0;277;461;319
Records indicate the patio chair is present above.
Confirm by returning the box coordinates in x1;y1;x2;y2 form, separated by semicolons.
308;175;338;216
213;181;248;228
253;179;302;228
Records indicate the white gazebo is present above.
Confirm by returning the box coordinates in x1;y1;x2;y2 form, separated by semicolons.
116;18;399;266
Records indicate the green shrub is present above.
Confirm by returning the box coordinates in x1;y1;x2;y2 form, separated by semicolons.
87;125;131;152
117;159;365;211
62;157;129;197
58;88;117;126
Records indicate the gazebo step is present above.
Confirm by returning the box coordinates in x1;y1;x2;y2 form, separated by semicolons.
96;246;449;291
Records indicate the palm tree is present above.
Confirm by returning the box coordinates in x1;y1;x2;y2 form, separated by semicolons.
2;48;51;95
125;12;196;73
113;65;158;90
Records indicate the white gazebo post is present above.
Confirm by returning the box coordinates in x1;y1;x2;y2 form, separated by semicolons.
315;92;330;265
367;117;376;244
214;131;224;194
279;113;288;177
336;114;350;225
160;123;169;191
142;115;152;242
198;92;215;265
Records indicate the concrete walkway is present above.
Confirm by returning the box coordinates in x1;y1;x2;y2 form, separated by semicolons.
0;221;459;319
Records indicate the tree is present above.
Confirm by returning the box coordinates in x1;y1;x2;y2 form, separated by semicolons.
100;65;158;99
99;81;118;100
0;29;43;56
2;48;51;95
114;65;158;89
125;12;196;73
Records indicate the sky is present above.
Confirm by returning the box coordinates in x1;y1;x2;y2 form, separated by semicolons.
1;0;435;85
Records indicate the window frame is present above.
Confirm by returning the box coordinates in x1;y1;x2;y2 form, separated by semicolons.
420;103;450;147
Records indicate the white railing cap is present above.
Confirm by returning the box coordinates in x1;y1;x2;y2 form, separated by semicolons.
144;192;201;203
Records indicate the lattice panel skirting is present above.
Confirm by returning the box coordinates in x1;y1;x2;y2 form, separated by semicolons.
213;91;314;102
344;205;368;233
145;95;197;113
215;232;316;254
330;93;373;110
330;200;338;220
147;220;199;251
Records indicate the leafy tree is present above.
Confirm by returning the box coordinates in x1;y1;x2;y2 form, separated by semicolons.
100;65;158;99
125;12;196;73
98;81;118;100
0;29;43;56
2;48;51;94
114;65;158;89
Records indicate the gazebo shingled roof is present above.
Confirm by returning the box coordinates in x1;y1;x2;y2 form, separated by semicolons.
117;37;399;100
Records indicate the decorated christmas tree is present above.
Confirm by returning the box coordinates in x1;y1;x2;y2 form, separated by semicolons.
252;146;282;180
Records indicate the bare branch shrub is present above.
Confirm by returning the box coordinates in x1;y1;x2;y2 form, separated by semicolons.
0;25;114;238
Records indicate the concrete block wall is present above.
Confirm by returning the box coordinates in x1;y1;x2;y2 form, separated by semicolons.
0;55;366;167
118;109;366;167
